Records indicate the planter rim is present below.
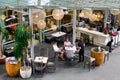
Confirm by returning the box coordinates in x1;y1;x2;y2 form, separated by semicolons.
91;47;105;53
6;57;20;64
20;66;32;71
0;55;6;59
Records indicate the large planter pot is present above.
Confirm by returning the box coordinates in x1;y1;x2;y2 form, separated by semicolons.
5;57;21;77
20;66;32;78
0;55;6;63
90;47;105;66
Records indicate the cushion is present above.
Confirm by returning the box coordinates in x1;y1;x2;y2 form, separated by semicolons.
110;32;117;36
47;62;55;67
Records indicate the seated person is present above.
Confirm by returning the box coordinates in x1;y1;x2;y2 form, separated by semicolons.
65;45;76;59
52;42;65;60
64;37;72;47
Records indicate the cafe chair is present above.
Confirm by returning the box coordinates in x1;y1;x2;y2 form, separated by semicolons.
52;42;64;61
83;55;95;71
34;61;46;75
40;47;48;57
101;46;110;62
34;47;48;74
47;55;58;73
34;44;41;56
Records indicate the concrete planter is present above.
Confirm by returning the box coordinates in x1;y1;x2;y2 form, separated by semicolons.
20;66;32;78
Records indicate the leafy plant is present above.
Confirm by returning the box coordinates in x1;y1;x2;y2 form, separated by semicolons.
2;28;9;40
14;25;29;60
0;26;9;57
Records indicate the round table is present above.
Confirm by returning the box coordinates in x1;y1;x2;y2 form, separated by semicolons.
90;47;105;66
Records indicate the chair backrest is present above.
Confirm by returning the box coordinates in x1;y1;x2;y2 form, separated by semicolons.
34;61;45;71
34;44;41;56
66;49;75;59
40;47;48;57
84;55;91;62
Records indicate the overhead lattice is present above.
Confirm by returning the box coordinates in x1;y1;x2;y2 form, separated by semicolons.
0;0;120;9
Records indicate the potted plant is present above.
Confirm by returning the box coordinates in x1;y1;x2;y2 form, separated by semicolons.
103;26;108;34
91;47;105;66
0;25;9;63
14;26;32;78
5;25;32;78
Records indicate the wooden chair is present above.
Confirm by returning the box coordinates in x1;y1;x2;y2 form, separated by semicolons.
84;55;95;71
40;47;48;57
101;46;110;62
46;55;58;73
34;47;48;74
34;61;46;74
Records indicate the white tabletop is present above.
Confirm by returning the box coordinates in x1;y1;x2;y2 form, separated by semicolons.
65;46;76;53
34;56;48;63
51;31;66;37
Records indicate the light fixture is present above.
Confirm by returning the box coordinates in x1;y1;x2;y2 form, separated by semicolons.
10;15;16;19
52;9;64;20
37;20;46;29
51;25;57;30
63;9;68;15
79;12;85;17
81;8;93;18
95;12;103;21
89;14;97;21
0;15;6;20
32;9;46;24
110;9;120;15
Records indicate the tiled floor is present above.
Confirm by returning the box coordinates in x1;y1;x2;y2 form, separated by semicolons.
0;43;120;80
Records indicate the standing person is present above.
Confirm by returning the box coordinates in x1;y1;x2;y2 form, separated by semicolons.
78;37;85;63
106;38;113;52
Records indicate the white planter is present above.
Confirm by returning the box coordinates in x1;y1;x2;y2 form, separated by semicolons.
20;66;32;78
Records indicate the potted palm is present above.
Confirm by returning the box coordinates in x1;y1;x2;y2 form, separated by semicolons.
14;26;32;78
5;25;32;78
0;25;9;63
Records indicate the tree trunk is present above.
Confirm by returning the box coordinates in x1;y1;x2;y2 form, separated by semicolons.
0;40;3;57
22;47;28;67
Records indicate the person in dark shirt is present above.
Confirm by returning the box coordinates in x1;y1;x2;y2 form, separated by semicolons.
78;37;85;62
106;38;113;52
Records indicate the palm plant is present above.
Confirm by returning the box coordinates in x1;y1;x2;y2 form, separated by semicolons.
14;25;29;66
0;26;9;57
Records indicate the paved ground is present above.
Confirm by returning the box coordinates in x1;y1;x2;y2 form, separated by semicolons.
39;46;120;80
0;43;120;80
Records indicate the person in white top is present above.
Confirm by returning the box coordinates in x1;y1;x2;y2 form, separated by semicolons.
64;37;72;47
52;42;65;60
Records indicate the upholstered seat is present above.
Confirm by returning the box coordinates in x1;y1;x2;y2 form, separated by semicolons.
47;62;55;67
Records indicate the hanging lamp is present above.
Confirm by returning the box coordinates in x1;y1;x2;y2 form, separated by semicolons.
32;9;46;24
52;9;64;20
110;9;120;15
37;20;46;29
81;8;93;18
51;25;57;30
0;15;6;20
